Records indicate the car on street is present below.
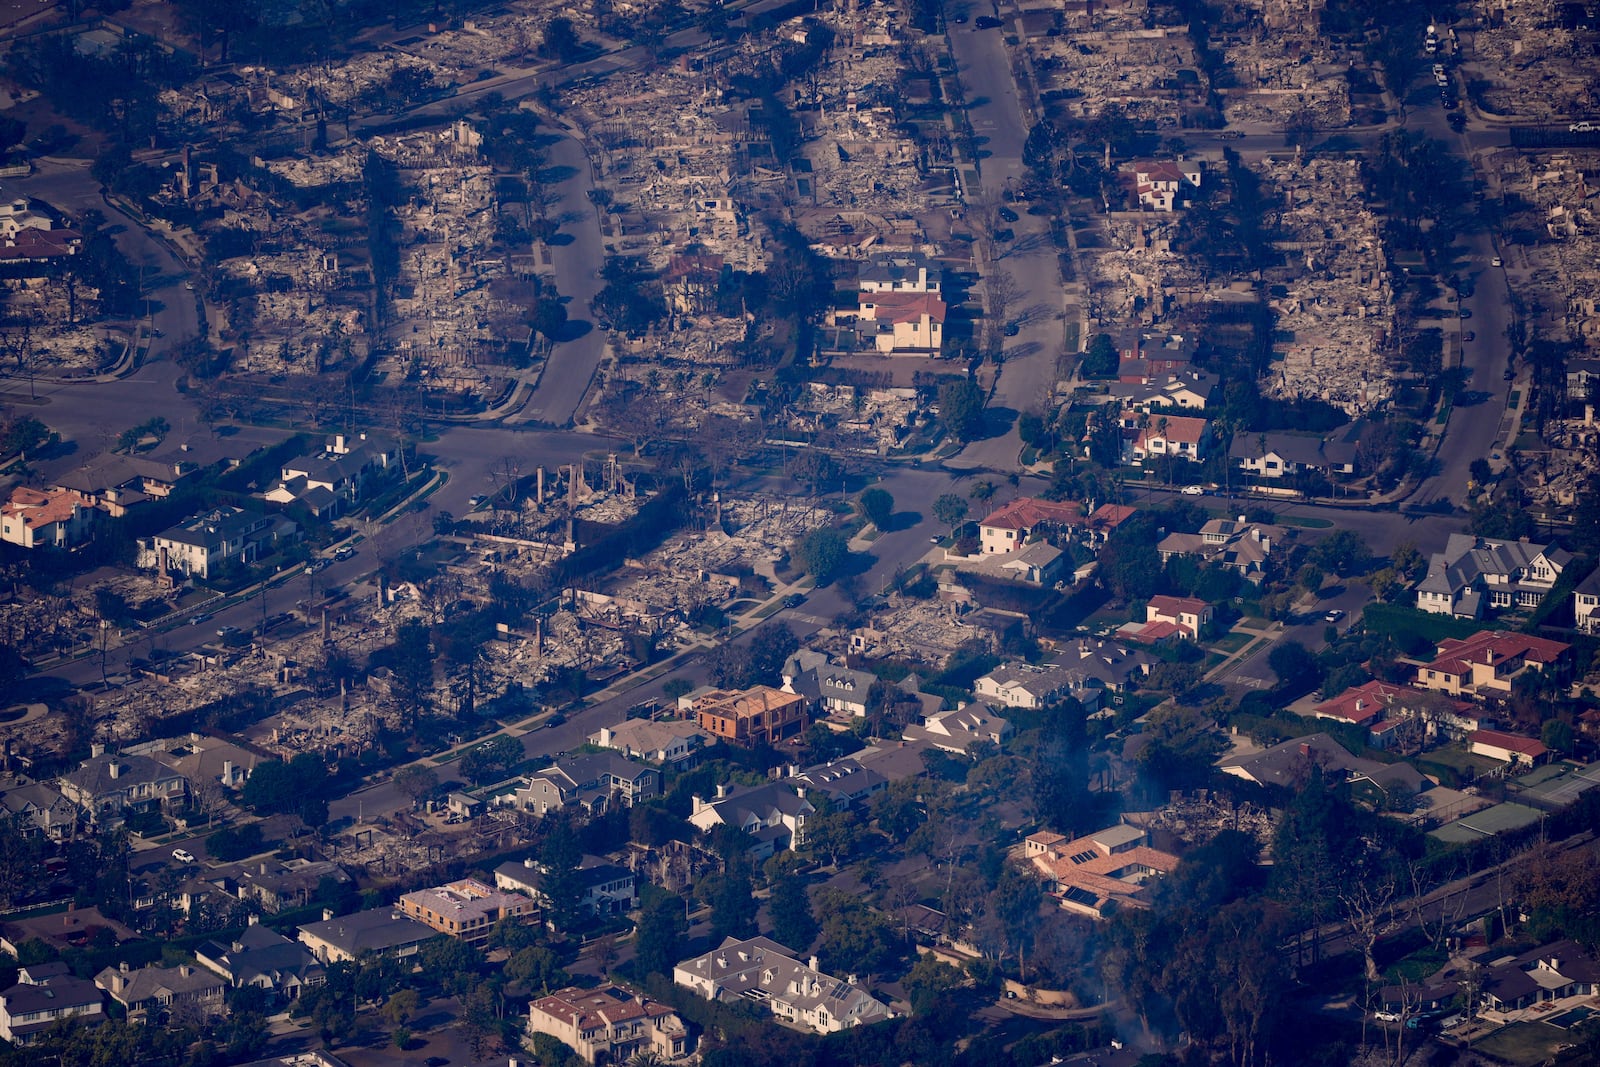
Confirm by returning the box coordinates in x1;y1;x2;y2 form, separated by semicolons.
952;13;968;22
546;713;567;728
1324;609;1345;623
1571;121;1595;132
188;613;211;626
1003;322;1020;337
1463;330;1475;341
1374;1011;1401;1023
783;593;806;608
998;207;1019;223
1181;484;1206;495
1459;308;1472;319
1219;130;1244;139
334;546;356;562
306;559;331;574
993;227;1014;242
1491;256;1502;267
172;848;195;864
974;14;1003;27
216;625;240;639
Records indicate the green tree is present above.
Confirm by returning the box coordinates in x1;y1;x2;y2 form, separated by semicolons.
707;860;759;943
794;528;850;584
933;493;968;534
767;875;818;952
903;953;964;1015
390;618;435;740
1542;718;1575;756
392;764;438;808
858;487;894;530
1081;333;1119;378
538;816;585;932
1268;641;1317;689
938;379;987;442
461;734;524;784
814;888;900;978
505;946;570;994
633;889;688;978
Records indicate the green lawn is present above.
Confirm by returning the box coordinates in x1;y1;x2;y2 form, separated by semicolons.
1209;632;1253;654
1473;1022;1569;1067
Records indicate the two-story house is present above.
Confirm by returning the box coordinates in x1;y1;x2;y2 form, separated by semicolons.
194;922;325;1002
901;702;1013;755
508;754;661;818
588;719;709;768
1130;159;1202;211
1156;517;1287;581
1230;431;1358;483
1415;535;1570;618
495;856;637;919
1128;415;1209;464
527;983;691;1064
687;783;815;859
139;506;298;580
397;879;538;944
691;686;808;746
0;965;104;1045
675;936;890;1034
1575;568;1600;636
95;962;226;1025
1414;630;1572;701
0;487;95;549
1144;595;1212;639
977;497;1085;556
57;752;188;827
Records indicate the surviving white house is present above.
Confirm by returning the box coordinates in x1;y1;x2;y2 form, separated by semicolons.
1415;534;1570;618
138;506;298;580
1130;160;1202;212
674;936;891;1034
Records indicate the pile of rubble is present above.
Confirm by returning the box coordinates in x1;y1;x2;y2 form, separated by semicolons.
798;12;934;214
1215;16;1353;128
1470;0;1594;119
1259;155;1394;414
1025;13;1200;127
571;66;767;275
1491;151;1600;348
785;383;920;454
1083;212;1211;326
847;598;993;667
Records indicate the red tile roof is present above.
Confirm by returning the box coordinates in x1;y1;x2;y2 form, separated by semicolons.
1468;729;1548;759
862;290;947;325
1425;631;1571;674
981;497;1085;532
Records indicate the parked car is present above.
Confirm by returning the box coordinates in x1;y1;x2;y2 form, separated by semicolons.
1219;130;1244;139
1324;608;1345;623
783;593;806;608
172;848;195;864
1571;121;1595;132
334;546;356;562
1181;484;1206;495
1463;330;1475;341
188;613;211;626
998;206;1019;223
1491;256;1502;267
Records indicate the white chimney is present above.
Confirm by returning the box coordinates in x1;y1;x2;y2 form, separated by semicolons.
91;743;106;759
323;908;335;922
109;762;121;779
809;955;820;972
715;783;728;799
